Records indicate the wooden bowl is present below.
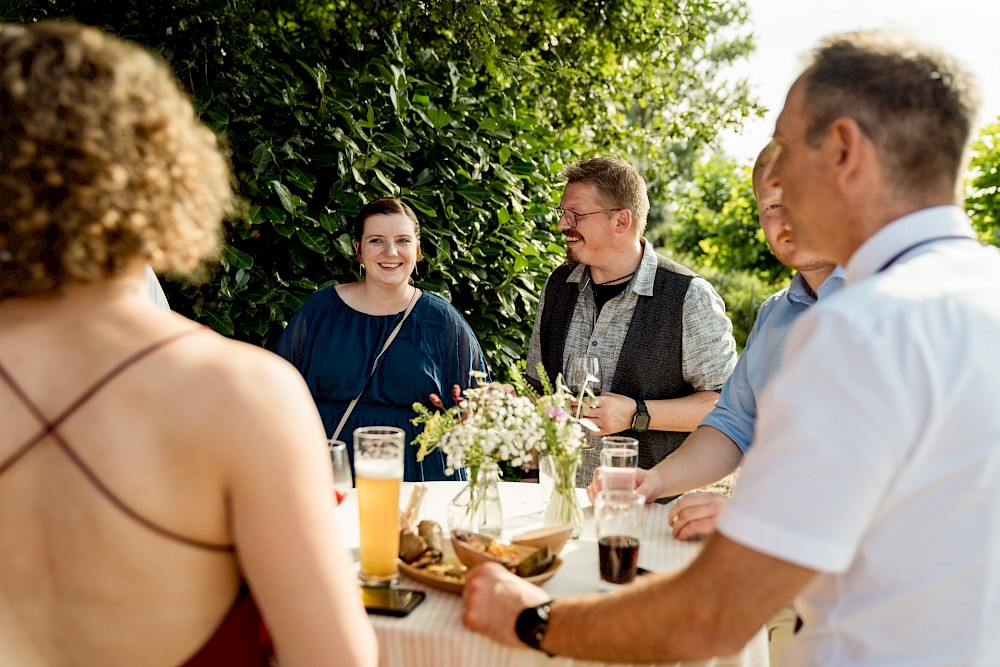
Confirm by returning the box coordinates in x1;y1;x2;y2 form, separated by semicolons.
511;524;573;556
450;532;538;570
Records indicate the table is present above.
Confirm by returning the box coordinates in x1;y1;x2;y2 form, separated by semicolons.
339;481;769;667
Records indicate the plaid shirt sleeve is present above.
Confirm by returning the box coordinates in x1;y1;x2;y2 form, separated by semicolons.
680;276;737;391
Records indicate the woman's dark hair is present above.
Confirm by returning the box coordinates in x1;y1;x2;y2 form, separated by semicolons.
351;197;420;243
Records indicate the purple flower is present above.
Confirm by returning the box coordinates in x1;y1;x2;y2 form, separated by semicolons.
546;406;568;421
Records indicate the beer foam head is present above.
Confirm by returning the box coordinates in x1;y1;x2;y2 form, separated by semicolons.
355;457;403;479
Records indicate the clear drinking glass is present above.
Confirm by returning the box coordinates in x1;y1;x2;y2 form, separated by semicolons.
594;490;646;590
328;439;352;504
564;356;602;397
565;356;602;449
354;426;404;587
600;436;639;493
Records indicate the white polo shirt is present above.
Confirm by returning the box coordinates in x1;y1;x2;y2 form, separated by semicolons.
719;206;1000;666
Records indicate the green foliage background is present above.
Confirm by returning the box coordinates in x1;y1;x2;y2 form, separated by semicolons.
652;154;789;351
3;0;759;376
967;121;1000;247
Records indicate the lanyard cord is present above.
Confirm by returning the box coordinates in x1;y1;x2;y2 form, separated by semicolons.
876;235;977;273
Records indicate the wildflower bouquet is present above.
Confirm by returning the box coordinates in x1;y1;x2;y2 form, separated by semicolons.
412;365;595;536
411;372;539;476
411;366;593;475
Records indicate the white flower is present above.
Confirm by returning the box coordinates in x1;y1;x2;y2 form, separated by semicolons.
412;365;589;472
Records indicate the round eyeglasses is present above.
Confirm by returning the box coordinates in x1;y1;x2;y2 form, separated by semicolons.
555;206;622;228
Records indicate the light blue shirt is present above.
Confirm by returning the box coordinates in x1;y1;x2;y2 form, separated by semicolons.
700;267;845;452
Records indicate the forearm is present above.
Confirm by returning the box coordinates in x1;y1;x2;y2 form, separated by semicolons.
646;391;719;432
542;552;741;660
540;535;811;662
644;426;744;499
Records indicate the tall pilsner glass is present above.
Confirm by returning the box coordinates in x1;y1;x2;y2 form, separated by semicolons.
355;426;404;586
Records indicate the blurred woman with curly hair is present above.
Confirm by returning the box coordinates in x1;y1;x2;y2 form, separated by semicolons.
0;21;376;667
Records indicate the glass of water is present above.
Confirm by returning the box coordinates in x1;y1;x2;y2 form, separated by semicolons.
600;436;639;493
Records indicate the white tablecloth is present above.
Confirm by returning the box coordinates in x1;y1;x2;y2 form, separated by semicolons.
339;481;769;667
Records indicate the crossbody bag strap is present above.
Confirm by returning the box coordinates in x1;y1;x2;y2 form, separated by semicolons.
330;288;421;442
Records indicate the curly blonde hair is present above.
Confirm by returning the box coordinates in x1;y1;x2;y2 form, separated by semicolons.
0;21;237;297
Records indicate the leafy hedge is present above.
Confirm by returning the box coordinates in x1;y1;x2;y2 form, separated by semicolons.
171;5;578;372
656;154;791;286
4;0;759;375
967;120;1000;247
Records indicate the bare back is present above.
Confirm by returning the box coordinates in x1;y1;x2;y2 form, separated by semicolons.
0;278;374;666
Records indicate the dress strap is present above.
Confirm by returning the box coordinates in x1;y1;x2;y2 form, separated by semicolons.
0;327;235;553
0;328;198;473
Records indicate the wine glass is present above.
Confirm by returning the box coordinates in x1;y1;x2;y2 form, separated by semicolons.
564;356;602;450
328;439;353;504
564;356;602;397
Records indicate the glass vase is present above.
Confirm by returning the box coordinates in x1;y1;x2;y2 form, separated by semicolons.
447;459;503;538
542;454;585;538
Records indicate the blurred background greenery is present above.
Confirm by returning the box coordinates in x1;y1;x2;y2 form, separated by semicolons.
5;1;998;368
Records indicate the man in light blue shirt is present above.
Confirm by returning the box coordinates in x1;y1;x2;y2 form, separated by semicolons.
590;140;843;535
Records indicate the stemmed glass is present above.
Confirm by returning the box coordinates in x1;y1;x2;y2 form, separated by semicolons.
564;356;602;397
564;356;602;449
328;439;352;504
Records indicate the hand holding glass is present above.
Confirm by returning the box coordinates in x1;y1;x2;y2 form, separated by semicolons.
565;356;602;448
355;426;404;587
594;490;646;588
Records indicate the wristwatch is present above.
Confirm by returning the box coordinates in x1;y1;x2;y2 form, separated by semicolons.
515;601;555;655
631;398;650;432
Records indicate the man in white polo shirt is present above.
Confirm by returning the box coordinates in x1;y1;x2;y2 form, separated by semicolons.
463;31;1000;666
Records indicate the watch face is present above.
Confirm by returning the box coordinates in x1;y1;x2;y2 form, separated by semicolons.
632;413;650;432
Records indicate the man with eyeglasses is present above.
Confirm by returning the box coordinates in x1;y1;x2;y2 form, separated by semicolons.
525;156;737;487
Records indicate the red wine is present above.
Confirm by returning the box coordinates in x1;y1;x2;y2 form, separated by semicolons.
598;535;640;584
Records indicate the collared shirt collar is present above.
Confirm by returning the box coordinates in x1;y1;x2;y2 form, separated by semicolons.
845;205;975;284
785;266;846;306
565;239;657;296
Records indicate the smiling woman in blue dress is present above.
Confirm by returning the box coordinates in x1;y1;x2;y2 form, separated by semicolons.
276;198;487;482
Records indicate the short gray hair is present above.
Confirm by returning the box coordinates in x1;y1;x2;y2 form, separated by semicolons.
799;31;979;196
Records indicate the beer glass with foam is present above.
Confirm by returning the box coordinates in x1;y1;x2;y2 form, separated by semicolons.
354;426;404;586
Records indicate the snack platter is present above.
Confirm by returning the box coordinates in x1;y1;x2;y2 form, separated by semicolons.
398;554;562;594
397;519;562;594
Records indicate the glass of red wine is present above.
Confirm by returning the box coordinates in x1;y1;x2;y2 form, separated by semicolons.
594;490;646;590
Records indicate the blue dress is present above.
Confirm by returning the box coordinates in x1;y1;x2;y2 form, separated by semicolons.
275;287;487;481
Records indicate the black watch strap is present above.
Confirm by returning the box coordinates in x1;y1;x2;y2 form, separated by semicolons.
515;601;555;656
631;397;650;432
